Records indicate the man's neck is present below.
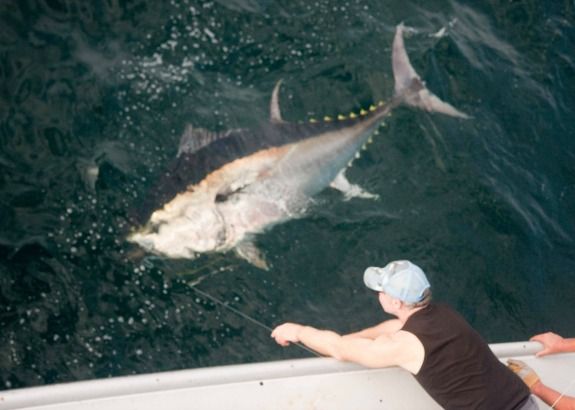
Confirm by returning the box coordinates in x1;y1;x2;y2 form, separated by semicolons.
396;304;428;324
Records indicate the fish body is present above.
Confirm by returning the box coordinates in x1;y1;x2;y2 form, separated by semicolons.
128;24;468;268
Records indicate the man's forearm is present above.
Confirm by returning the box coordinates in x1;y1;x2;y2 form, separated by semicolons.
297;326;345;359
559;338;575;353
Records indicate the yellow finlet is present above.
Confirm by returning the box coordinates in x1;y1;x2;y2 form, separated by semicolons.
369;105;376;112
309;118;317;123
360;108;368;116
323;116;332;122
349;112;357;119
337;114;346;120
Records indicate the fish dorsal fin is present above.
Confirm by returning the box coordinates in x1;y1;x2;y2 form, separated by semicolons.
177;125;233;157
270;79;284;123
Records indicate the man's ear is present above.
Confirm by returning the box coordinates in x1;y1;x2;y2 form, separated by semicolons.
392;298;403;309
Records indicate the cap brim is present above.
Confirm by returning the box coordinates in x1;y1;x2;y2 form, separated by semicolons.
363;267;385;291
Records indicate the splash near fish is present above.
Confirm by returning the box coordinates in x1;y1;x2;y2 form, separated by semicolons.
128;24;469;269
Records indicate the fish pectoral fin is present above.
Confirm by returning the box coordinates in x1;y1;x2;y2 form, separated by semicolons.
269;79;284;123
215;170;261;202
235;240;269;270
330;171;379;201
215;185;244;203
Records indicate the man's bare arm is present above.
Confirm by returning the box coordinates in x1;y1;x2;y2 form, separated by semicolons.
271;323;423;372
343;319;403;340
531;381;575;410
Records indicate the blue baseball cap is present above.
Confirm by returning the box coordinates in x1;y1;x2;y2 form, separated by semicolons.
363;260;430;303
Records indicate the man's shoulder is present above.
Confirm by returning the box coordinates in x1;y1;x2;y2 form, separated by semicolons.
403;302;465;334
375;330;425;373
423;302;459;317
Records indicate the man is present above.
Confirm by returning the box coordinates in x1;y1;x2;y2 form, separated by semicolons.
272;260;537;409
508;332;575;410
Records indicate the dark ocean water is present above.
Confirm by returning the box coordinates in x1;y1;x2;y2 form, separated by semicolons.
1;0;574;390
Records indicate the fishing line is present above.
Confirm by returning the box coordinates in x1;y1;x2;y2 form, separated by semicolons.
188;284;321;358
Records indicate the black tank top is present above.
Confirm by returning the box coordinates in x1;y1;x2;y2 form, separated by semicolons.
402;303;530;410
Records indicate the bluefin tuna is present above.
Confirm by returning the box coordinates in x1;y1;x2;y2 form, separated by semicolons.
128;24;469;268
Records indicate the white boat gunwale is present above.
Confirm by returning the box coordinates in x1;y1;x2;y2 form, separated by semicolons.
2;341;573;410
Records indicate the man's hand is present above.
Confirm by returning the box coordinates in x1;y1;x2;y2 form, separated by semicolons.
531;332;566;357
271;323;304;347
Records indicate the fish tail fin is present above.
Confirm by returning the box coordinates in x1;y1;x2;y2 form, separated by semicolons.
392;23;470;119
